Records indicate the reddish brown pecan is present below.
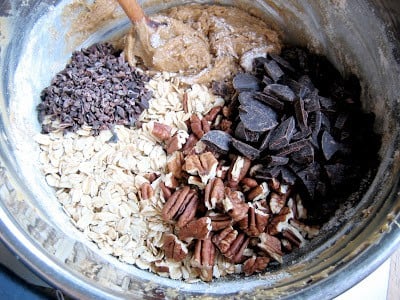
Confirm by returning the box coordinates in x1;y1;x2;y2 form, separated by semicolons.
207;212;232;231
162;233;188;262
243;256;270;276
166;131;188;154
204;106;222;122
139;182;153;201
190;114;210;139
151;122;172;141
269;192;287;214
257;232;283;264
212;226;249;263
247;182;270;202
227;156;252;189
182;134;199;155
183;152;218;185
161;187;199;227
191;237;216;282
222;188;249;222
238;205;270;237
204;177;225;210
177;217;212;241
241;177;259;192
167;152;184;179
159;181;172;199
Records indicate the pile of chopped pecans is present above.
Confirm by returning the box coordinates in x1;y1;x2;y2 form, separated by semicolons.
148;94;319;281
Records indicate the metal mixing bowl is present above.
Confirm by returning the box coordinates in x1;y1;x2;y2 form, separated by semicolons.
0;0;399;299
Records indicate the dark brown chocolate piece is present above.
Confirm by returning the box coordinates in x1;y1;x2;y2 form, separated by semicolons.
264;60;284;82
235;122;260;143
294;99;308;131
290;141;314;165
201;130;233;154
238;92;278;132
264;155;289;167
268;117;296;151
265;84;296;102
232;138;261;160
321;131;340;160
254;92;285;111
233;73;261;92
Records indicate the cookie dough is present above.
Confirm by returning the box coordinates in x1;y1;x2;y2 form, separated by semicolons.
124;4;281;84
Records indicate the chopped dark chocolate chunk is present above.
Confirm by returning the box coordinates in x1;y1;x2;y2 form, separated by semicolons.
254;92;285;111
269;53;296;73
235;122;260;143
321;131;340;160
290;141;314;165
201;130;233;154
232;138;261;160
233;73;261;92
276;139;310;157
297;163;321;199
268;117;295;151
303;91;321;113
294;98;308;131
264;60;284;82
238;92;278;132
265;84;297;102
263;155;289;167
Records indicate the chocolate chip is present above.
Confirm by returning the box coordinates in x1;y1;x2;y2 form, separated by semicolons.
233;73;261;92
264;84;296;102
232;138;261;160
201;130;233;154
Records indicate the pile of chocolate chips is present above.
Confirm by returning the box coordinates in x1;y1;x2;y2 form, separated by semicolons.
208;48;380;223
37;43;152;135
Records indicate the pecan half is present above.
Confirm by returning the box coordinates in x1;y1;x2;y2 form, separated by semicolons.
177;217;212;241
257;232;283;263
243;256;270;276
191;237;216;282
190;114;210;139
159;181;172;199
247;182;270;201
151;122;172;141
238;205;270;237
241;177;259;192
183;152;218;185
269;192;287;214
166;130;189;154
163;233;188;262
222;188;249;222
205;106;222;122
139;182;153;201
167;152;184;179
207;212;232;231
161;187;198;227
182;134;199;155
212;226;249;263
204;177;225;210
228;156;251;189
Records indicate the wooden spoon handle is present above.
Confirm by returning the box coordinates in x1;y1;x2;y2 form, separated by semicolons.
117;0;146;23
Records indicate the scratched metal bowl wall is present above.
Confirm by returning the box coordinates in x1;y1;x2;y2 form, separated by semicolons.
0;0;399;299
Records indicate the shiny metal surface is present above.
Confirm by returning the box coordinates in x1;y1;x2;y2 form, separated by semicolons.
0;0;399;299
